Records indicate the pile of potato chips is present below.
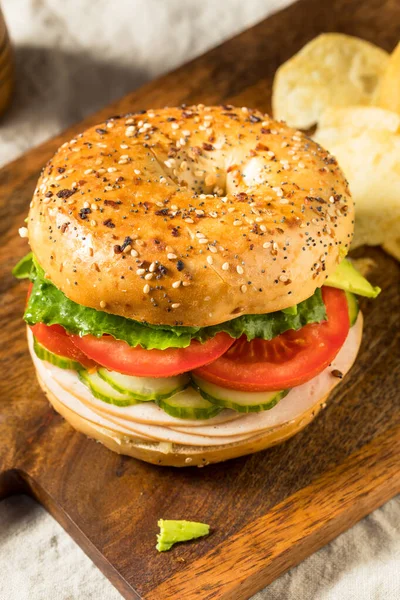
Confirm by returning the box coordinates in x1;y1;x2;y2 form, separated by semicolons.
272;34;400;260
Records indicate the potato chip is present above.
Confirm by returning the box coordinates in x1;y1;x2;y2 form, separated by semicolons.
315;105;400;147
272;33;389;129
374;41;400;114
314;114;400;257
382;238;400;261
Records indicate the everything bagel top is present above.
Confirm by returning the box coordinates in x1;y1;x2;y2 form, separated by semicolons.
27;105;354;326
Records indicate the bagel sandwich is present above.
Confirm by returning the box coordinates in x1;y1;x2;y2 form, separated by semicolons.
14;105;380;467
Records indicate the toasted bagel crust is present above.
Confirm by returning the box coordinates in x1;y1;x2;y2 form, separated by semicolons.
28;105;353;326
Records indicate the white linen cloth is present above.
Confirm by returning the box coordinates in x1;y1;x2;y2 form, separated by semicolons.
0;1;398;598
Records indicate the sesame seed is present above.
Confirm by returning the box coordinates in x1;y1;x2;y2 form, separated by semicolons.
272;186;283;197
134;169;141;175
130;249;138;257
236;265;244;274
209;245;217;253
160;176;167;184
143;284;150;294
279;274;288;282
120;144;129;149
145;273;153;280
207;256;213;265
125;126;136;137
18;227;28;238
91;203;98;211
136;268;146;275
172;280;181;289
83;201;90;208
263;242;271;249
100;301;107;308
107;167;117;173
167;253;177;260
171;123;180;130
90;220;97;226
222;262;229;271
241;284;247;293
185;218;194;224
149;262;156;273
198;238;209;244
171;303;181;309
118;159;128;165
233;220;242;226
84;168;93;175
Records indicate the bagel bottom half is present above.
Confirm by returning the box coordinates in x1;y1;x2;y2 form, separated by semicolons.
36;371;328;467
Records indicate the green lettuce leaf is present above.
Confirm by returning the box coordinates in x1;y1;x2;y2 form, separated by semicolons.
195;290;326;343
12;252;33;279
20;254;326;350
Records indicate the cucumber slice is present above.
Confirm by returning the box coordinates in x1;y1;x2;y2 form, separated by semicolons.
33;336;81;371
97;368;189;401
346;291;359;327
192;375;289;413
79;370;140;407
156;387;221;420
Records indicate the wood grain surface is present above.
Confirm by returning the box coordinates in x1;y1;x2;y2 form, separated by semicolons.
0;0;399;599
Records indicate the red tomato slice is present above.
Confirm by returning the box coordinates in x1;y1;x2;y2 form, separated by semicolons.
69;332;234;377
27;284;95;368
194;287;350;391
30;323;96;369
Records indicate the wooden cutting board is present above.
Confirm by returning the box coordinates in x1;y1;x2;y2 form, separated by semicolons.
1;0;399;598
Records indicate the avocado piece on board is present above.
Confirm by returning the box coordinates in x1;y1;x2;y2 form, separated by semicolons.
156;519;210;552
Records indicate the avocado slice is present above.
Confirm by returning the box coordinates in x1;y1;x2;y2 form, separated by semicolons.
156;519;210;551
325;259;381;298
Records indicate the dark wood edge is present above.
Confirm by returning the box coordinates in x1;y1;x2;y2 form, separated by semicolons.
19;470;142;600
147;427;400;600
